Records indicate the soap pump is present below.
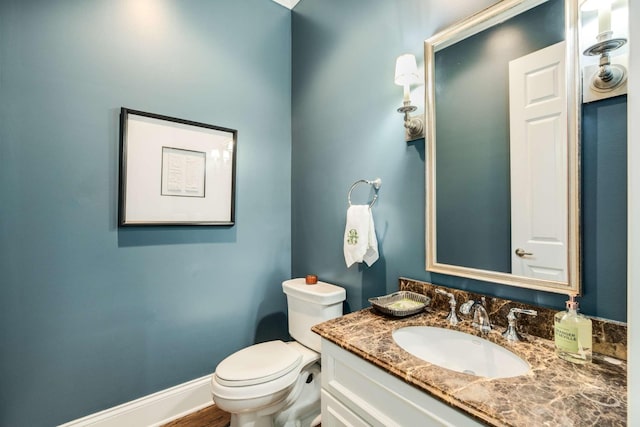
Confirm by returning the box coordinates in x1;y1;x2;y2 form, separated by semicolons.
553;295;592;364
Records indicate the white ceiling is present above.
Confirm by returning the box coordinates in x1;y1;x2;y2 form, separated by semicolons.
272;0;301;10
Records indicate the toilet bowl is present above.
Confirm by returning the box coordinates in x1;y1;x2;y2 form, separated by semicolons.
210;278;346;427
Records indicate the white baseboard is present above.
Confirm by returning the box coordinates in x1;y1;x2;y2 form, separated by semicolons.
58;374;214;427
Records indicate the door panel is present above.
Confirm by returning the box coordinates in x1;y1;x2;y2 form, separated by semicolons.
509;41;567;281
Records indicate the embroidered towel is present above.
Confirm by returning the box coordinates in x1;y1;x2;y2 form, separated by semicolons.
344;205;379;267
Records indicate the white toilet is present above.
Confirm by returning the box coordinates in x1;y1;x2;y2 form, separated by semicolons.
211;278;346;427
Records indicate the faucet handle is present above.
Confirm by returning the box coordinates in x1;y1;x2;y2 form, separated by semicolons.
435;289;459;325
502;307;537;341
435;288;455;305
459;299;475;315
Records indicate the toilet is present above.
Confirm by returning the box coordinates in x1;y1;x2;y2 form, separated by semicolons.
210;278;346;427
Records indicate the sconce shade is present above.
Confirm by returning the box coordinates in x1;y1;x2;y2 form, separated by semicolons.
394;54;420;86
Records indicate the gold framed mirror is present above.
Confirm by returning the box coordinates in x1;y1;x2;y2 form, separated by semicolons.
424;0;580;294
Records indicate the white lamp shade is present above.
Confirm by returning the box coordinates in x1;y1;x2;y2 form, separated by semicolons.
394;54;420;86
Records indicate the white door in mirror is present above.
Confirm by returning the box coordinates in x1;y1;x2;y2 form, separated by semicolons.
509;41;568;282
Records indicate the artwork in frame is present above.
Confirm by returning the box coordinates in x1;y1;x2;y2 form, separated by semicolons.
119;108;237;226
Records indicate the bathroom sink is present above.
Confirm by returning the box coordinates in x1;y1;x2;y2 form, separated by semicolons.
392;326;530;379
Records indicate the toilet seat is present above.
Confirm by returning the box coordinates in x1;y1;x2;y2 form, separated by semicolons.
211;341;320;402
215;341;302;387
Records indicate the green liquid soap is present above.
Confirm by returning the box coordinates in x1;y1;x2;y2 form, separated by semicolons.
554;295;592;364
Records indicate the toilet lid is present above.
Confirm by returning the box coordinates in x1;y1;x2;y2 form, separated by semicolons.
215;341;302;387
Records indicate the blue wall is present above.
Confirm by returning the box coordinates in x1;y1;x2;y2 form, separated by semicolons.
0;1;628;425
0;1;292;425
582;96;628;319
291;0;627;321
291;0;496;311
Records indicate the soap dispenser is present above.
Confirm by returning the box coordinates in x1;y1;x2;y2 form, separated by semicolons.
554;295;592;364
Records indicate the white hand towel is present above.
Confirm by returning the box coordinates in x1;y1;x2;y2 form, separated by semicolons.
344;205;379;268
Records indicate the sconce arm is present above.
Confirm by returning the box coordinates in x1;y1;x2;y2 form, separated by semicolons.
397;102;424;142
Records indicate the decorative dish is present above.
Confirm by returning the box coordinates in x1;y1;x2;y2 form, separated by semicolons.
369;291;431;317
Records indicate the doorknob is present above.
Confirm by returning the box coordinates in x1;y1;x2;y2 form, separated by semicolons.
515;248;533;257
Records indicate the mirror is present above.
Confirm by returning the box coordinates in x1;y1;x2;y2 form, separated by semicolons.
424;0;581;294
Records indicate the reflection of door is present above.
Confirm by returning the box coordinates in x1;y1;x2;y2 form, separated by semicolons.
509;41;567;282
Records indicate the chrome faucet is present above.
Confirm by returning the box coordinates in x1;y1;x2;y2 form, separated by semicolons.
502;307;537;342
460;297;491;334
435;288;459;326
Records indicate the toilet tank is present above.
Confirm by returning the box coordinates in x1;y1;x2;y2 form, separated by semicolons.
282;278;346;352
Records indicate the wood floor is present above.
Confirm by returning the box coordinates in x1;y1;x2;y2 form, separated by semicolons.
161;405;230;427
161;405;321;427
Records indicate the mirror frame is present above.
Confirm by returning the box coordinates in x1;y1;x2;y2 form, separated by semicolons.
424;0;581;295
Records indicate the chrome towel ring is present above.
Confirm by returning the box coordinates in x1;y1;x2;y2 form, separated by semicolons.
348;178;382;208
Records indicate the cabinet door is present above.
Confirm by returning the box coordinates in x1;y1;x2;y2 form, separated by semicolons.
321;339;484;427
321;390;370;427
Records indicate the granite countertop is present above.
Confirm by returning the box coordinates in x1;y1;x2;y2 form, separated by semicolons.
312;307;627;427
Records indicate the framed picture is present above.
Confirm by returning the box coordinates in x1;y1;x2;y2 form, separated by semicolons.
119;108;237;226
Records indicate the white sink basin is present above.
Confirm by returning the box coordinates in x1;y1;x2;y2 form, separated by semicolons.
392;326;530;379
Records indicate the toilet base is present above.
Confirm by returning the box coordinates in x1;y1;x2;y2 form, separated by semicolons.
274;364;321;427
230;412;275;427
221;362;321;427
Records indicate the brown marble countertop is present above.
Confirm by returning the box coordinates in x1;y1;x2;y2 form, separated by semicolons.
312;308;627;427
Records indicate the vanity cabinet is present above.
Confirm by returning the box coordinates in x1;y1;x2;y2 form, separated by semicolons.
320;339;483;427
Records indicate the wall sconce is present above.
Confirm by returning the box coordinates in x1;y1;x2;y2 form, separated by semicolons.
395;54;425;142
582;0;627;94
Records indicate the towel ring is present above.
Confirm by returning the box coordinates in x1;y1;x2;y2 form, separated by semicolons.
348;178;382;208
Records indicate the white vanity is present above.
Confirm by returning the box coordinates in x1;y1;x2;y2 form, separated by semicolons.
321;339;483;426
312;295;627;427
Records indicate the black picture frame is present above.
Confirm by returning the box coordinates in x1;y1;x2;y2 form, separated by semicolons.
119;108;237;226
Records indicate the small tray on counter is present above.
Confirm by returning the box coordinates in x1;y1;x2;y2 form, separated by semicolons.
368;291;431;317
